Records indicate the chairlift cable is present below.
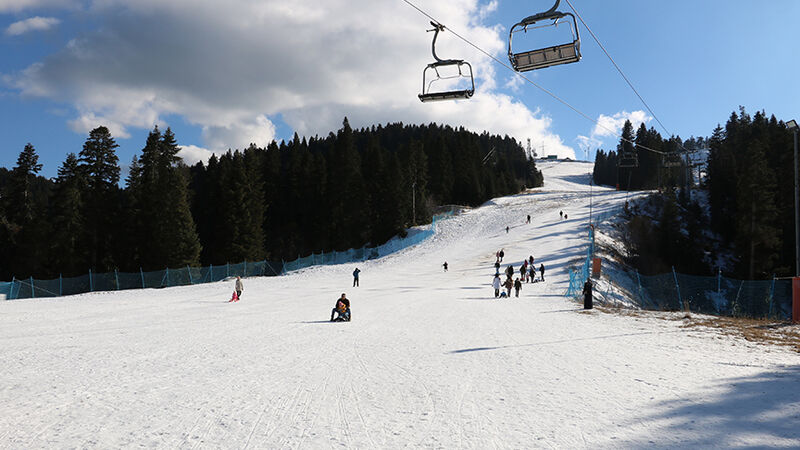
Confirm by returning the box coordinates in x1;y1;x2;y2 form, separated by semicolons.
400;0;668;156
563;0;672;139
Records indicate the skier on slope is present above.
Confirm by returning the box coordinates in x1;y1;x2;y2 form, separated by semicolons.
539;263;545;282
331;293;352;322
352;268;361;287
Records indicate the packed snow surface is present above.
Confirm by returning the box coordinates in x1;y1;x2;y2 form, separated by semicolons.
1;161;798;449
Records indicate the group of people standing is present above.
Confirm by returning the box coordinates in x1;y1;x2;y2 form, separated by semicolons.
492;252;545;299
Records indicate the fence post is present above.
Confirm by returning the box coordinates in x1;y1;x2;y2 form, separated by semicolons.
10;276;16;300
30;276;35;298
166;267;170;287
59;274;63;296
672;266;685;312
115;269;120;290
89;269;93;292
768;274;776;318
187;265;193;284
226;263;230;278
244;261;247;276
140;268;145;289
209;264;214;282
636;270;643;308
717;268;721;295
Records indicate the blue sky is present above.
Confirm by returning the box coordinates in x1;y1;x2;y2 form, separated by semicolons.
1;0;798;178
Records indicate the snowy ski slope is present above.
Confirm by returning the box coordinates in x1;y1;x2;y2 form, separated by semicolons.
1;160;798;449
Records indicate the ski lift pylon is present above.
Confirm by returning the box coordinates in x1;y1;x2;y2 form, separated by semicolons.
508;0;581;72
418;22;475;103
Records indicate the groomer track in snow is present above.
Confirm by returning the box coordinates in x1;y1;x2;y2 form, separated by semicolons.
1;160;798;448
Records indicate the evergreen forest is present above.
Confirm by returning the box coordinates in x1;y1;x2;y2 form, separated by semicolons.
594;108;796;279
0;119;543;280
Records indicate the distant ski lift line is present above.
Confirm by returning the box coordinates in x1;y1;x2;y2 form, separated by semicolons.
400;0;691;158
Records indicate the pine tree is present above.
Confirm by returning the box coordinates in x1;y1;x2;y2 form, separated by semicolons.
78;126;121;271
49;153;87;275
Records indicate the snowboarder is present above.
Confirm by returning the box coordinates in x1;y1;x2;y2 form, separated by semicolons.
331;293;352;321
503;277;513;298
539;263;545;282
234;276;243;300
443;261;448;272
492;275;501;298
352;268;361;287
499;249;505;262
583;280;593;309
514;278;522;297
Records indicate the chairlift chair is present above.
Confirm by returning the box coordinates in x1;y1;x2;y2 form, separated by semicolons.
419;22;475;102
661;152;682;168
508;0;581;72
618;150;638;168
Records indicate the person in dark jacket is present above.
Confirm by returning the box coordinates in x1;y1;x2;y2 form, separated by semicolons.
494;260;501;275
539;263;545;282
499;249;505;261
352;268;361;287
505;265;515;279
331;293;352;321
503;277;513;298
442;261;448;272
583;280;593;309
514;278;522;297
528;265;535;283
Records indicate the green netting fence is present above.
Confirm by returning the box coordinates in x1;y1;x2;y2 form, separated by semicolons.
565;209;793;320
2;213;453;301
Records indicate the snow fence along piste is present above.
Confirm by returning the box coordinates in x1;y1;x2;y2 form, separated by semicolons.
564;208;792;320
1;212;454;300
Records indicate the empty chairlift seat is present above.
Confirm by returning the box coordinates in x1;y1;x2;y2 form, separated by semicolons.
418;21;475;103
508;0;581;72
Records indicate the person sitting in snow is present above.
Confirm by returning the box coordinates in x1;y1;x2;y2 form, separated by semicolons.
331;293;351;322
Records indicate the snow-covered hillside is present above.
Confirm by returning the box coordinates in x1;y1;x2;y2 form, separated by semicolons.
1;161;798;449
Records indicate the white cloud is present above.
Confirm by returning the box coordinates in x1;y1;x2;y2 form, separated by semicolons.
5;16;61;36
0;0;77;13
177;145;214;166
9;0;572;157
591;110;651;138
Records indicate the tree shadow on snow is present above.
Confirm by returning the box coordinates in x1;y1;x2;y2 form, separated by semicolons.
620;365;800;447
448;330;676;353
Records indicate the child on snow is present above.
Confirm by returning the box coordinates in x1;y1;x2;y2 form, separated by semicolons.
235;276;243;299
331;293;351;322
